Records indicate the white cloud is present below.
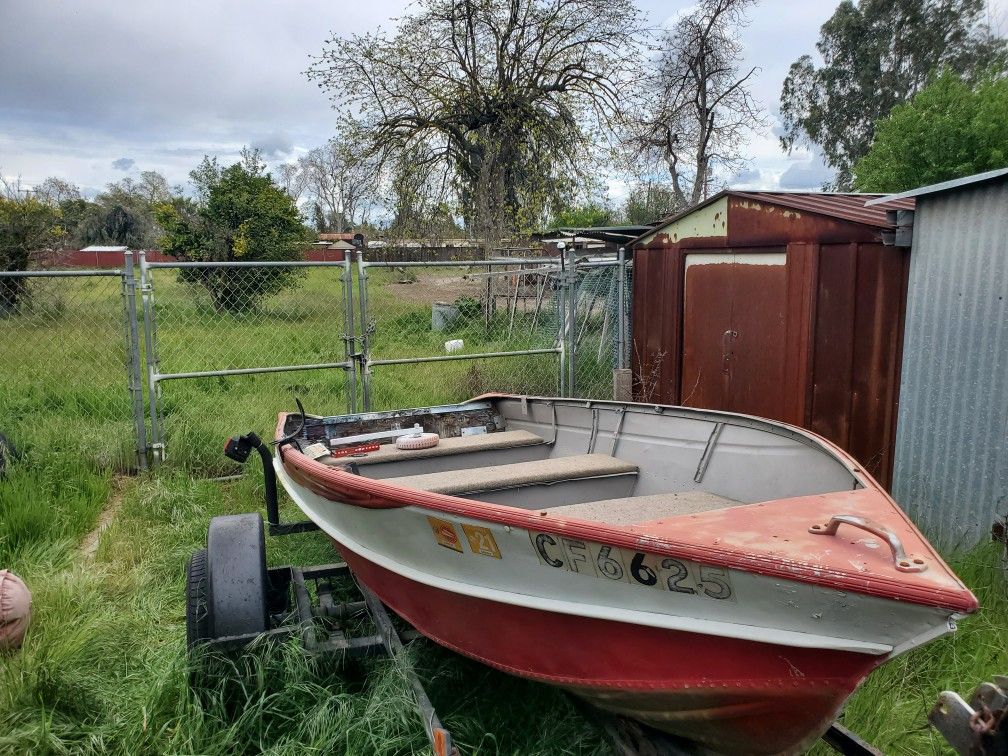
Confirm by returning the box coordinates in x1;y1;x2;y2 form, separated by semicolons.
0;0;851;196
777;155;834;190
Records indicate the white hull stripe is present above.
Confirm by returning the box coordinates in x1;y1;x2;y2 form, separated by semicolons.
278;461;899;655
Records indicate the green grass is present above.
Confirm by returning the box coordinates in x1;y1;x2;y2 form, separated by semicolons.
1;268;1004;754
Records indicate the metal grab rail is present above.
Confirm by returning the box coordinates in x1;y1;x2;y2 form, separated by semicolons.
809;514;928;572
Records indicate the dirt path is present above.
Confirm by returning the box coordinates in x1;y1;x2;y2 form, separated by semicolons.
79;474;128;560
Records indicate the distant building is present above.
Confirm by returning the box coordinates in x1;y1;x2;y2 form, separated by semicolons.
868;169;1008;547
318;232;360;243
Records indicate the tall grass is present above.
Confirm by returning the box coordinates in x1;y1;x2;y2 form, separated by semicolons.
1;269;1005;754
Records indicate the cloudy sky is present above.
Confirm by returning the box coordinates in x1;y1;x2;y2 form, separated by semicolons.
0;1;1000;203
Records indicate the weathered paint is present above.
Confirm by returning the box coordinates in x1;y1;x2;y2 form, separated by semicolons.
645;192;915;247
683;251;786;268
637;195;727;246
681;251;788;418
632;192;909;488
892;179;1008;548
273;395;975;755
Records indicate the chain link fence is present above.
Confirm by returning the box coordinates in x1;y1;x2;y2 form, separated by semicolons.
0;250;631;472
0;267;144;471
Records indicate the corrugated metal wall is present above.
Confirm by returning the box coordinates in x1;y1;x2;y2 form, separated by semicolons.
893;181;1008;548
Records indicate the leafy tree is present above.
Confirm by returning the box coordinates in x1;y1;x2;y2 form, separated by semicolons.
621;183;678;225
549;203;614;229
382;147;464;240
155;158;312;311
74;171;173;248
308;0;643;242
780;0;1006;189
622;0;762;210
854;70;1008;192
0;180;60;314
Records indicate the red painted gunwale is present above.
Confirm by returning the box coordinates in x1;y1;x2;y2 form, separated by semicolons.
275;400;976;614
339;538;882;755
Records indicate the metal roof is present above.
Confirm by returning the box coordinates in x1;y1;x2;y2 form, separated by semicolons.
865;167;1008;205
80;245;128;252
541;225;653;246
652;190;914;233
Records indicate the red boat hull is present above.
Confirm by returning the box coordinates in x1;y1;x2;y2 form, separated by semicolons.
338;539;884;755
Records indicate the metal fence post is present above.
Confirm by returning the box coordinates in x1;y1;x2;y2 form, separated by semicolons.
342;251;357;414
138;251;164;463
566;247;577;397
356;251;372;412
556;254;567;396
617;246;627;371
121;252;148;471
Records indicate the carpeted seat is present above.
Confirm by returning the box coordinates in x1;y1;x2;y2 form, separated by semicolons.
341;429;545;466
385;453;638;495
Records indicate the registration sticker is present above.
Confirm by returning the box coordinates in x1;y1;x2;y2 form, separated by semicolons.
427;516;463;553
528;531;734;601
461;524;501;558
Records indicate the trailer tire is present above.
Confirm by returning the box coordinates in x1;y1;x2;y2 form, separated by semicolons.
185;548;212;649
206;513;269;639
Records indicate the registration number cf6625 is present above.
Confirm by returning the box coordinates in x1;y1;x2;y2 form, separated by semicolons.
528;531;734;601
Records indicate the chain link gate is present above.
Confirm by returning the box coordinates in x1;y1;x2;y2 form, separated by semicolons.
138;252;357;467
351;248;630;411
2;249;629;469
354;255;566;411
138;249;631;465
0;258;147;471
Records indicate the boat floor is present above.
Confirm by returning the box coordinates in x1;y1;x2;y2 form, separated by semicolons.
546;491;741;525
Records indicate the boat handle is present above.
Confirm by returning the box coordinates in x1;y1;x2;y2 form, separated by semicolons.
808;515;927;573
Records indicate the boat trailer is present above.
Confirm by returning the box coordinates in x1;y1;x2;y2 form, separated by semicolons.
186;431;890;756
186;509;885;756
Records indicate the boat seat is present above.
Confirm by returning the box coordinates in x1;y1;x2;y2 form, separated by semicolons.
385;453;638;496
334;429;545;467
545;491;741;525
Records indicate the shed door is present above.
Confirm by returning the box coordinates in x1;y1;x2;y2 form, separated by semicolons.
680;250;788;419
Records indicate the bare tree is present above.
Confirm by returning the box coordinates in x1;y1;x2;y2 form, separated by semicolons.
624;0;762;210
32;177;81;205
298;135;378;232
275;162;306;204
307;0;644;241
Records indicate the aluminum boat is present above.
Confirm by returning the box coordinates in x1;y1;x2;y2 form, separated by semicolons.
273;395;977;755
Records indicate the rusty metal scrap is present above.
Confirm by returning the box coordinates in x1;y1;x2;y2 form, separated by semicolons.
929;676;1008;755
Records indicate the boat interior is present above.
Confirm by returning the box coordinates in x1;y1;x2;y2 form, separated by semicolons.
286;397;863;525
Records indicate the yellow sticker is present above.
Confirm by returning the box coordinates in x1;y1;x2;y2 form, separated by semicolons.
461;523;502;559
427;516;463;553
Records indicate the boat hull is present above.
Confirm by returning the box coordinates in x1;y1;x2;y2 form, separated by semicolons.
273;396;977;754
277;459;954;754
339;536;879;755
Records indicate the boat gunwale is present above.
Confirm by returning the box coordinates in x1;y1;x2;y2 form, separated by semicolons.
275;394;978;614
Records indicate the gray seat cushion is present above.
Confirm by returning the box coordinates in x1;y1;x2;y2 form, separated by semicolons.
341;429;545;467
385;453;638;495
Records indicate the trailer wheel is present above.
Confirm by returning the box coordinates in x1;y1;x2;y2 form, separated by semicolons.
185;548;212;649
206;513;269;638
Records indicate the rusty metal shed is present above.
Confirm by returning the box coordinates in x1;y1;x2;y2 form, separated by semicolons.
631;190;914;488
